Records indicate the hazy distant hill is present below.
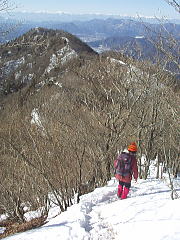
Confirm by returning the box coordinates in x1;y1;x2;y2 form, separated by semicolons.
2;17;180;44
89;33;180;75
3;12;180;23
89;36;157;58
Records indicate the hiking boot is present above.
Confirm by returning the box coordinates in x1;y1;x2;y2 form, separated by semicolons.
121;187;129;199
117;184;123;198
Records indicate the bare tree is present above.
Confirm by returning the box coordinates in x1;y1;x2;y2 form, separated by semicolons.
0;0;13;12
165;0;180;13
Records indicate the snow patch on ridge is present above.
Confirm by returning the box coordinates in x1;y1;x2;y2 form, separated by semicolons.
1;57;25;75
31;108;44;130
45;39;77;73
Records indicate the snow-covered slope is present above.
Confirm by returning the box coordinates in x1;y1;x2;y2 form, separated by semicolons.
3;168;180;240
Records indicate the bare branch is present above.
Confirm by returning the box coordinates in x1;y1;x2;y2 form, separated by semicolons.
164;0;180;13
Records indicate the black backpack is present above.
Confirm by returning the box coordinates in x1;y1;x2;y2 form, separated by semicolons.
115;152;132;176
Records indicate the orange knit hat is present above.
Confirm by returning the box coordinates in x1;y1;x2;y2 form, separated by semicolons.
128;142;137;152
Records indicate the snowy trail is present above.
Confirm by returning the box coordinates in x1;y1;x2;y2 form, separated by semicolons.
3;176;180;240
78;177;179;240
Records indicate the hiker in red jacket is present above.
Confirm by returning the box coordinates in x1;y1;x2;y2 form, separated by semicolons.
114;142;138;199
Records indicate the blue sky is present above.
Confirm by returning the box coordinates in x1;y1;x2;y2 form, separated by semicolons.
16;0;180;19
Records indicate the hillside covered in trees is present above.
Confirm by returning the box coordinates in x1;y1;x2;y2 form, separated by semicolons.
0;24;179;237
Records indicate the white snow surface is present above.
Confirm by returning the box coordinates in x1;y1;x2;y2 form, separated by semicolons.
3;167;180;240
31;108;42;127
108;57;126;66
135;36;145;39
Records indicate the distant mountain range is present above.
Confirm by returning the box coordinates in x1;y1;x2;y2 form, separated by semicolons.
3;11;180;24
2;16;180;44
